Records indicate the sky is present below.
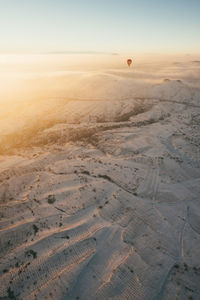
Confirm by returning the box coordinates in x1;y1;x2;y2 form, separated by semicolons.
0;0;200;54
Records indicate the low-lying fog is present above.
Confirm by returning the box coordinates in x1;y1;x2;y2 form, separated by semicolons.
0;53;200;154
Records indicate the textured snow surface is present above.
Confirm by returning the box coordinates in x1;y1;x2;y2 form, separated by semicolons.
0;59;200;299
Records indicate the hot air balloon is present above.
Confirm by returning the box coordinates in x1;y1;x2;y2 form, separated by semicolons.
127;59;132;67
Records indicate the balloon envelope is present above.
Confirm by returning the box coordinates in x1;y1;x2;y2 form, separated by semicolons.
127;59;132;67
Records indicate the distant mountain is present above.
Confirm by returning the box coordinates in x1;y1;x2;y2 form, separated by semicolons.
45;51;119;55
